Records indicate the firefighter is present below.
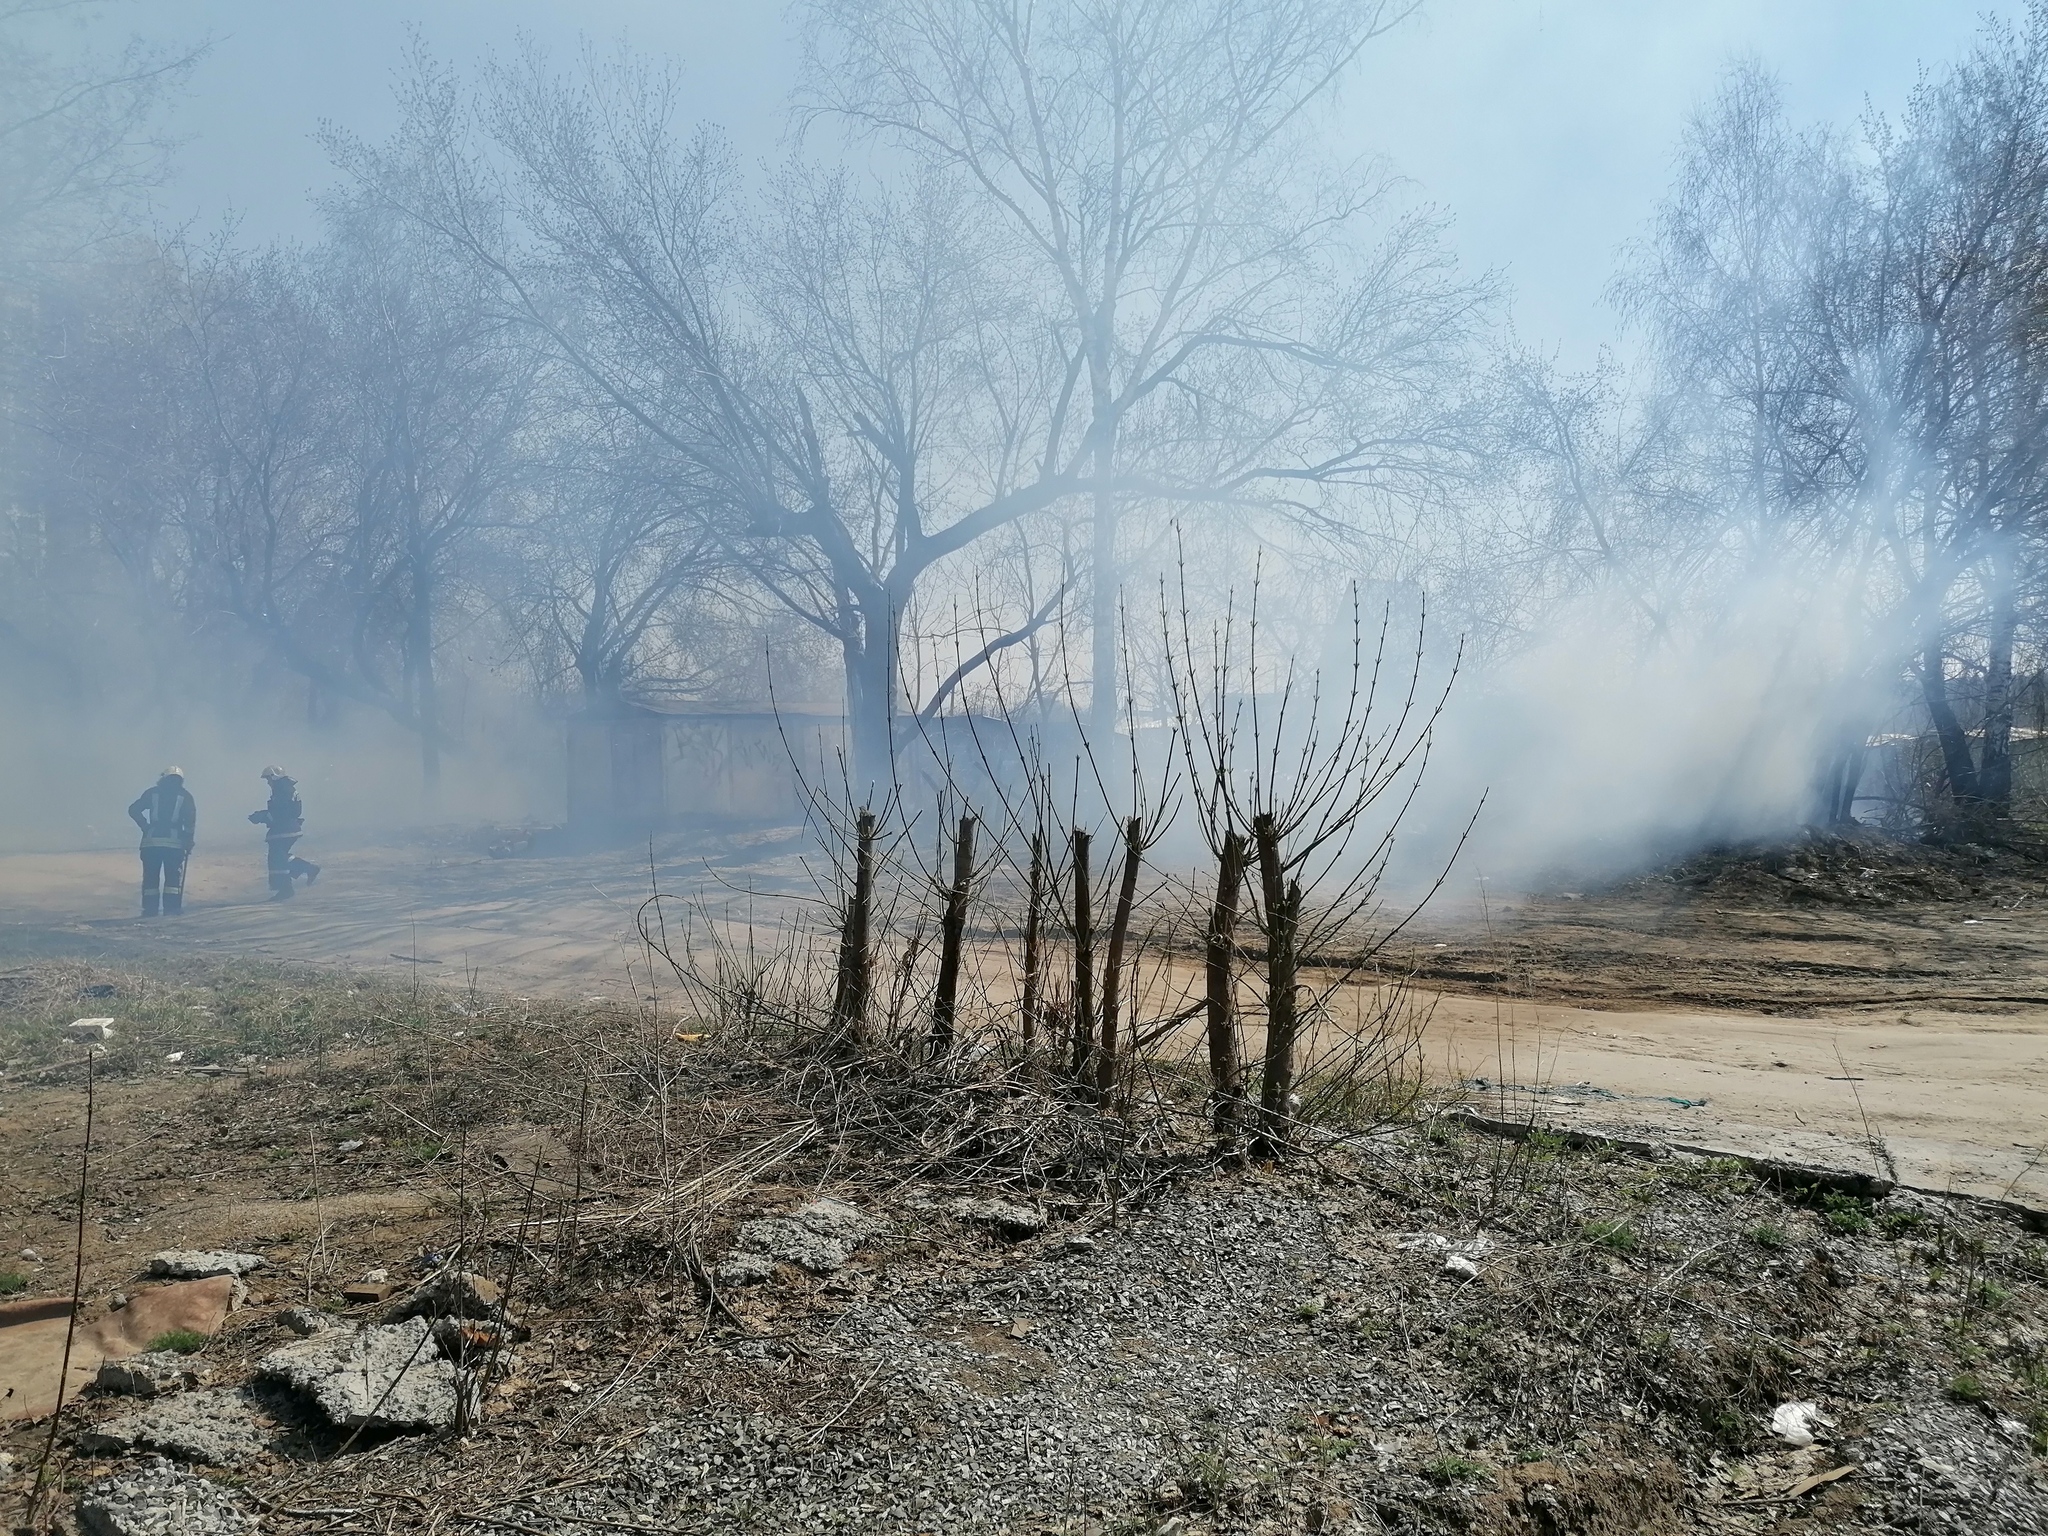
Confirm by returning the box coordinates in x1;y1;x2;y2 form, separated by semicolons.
248;765;321;899
127;767;196;917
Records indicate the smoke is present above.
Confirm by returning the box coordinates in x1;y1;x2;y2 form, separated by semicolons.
0;672;559;856
1401;569;1889;892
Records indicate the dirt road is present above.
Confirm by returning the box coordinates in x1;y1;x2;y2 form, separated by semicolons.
3;831;2043;1210
0;829;814;994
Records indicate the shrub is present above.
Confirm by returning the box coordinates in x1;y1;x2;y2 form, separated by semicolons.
1581;1218;1640;1254
1819;1194;1871;1236
1421;1453;1492;1486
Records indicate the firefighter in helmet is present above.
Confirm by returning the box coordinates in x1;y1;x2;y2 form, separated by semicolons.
127;767;196;917
248;766;321;899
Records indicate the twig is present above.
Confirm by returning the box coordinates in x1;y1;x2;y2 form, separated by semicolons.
27;1046;96;1531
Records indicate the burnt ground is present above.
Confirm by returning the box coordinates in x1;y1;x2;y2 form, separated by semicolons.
0;955;2045;1534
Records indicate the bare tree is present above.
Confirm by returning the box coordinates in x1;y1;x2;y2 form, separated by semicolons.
346;48;1103;792
315;186;540;790
804;0;1486;745
0;1;201;281
497;406;720;707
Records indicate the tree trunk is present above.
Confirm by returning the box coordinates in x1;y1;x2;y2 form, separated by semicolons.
1095;816;1143;1104
1980;554;2018;815
1070;827;1095;1086
1021;830;1046;1063
1814;722;1868;826
409;565;441;801
1919;640;1981;811
843;589;899;798
1204;829;1249;1136
828;810;877;1053
1089;414;1119;748
1253;812;1301;1147
930;814;976;1058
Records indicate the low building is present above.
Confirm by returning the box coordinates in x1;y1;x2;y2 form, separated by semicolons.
566;701;847;832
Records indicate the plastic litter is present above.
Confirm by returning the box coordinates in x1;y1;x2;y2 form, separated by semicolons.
1769;1400;1830;1447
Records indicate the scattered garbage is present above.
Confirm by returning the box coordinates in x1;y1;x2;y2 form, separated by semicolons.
75;1455;258;1536
1397;1231;1495;1278
1769;1400;1831;1447
163;1052;183;1064
336;1138;364;1153
68;1018;116;1042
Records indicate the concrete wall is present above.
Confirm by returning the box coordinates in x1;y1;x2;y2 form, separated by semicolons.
568;708;846;830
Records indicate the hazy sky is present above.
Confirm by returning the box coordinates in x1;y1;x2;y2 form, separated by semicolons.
79;0;2033;359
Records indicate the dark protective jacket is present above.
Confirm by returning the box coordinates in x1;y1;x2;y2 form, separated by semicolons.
249;778;304;841
129;781;197;851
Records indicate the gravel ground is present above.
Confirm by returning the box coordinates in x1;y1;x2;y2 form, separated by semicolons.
7;958;2043;1535
436;1130;2048;1536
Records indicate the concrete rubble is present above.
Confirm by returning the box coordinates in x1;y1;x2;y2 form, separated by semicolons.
713;1251;778;1287
725;1197;883;1278
949;1197;1046;1236
75;1455;258;1536
278;1305;343;1337
146;1251;267;1281
77;1388;267;1467
386;1268;515;1327
94;1350;208;1397
257;1316;457;1432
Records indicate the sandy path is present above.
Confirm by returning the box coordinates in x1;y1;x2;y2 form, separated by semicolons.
2;840;2042;1211
1416;992;2048;1210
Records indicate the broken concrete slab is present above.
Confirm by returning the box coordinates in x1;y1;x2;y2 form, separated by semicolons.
278;1305;343;1337
730;1197;885;1276
76;1455;258;1536
949;1197;1046;1236
258;1316;457;1431
94;1350;207;1397
146;1251;267;1281
78;1388;267;1467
